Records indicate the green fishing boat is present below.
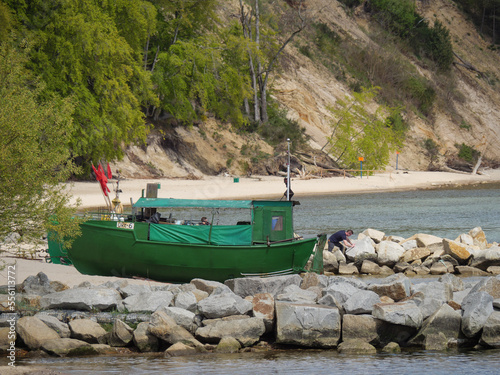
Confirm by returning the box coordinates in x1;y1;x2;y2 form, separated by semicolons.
59;188;325;283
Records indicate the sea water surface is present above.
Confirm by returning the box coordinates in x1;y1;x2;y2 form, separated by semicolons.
13;184;500;374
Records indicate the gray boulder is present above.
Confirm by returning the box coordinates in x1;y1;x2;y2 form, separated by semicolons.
479;311;500;348
337;339;377;354
345;237;376;262
322;280;361;305
275;301;341;348
276;284;318;304
148;310;203;348
344;290;381;315
155;306;197;333
40;288;122;311
174;291;198;312
34;313;70;338
215;336;241;353
195;317;265;347
123;291;174;313
224;275;302;298
461;291;494;338
409;303;461;349
118;284;152;298
412;281;452;319
439;273;465;292
468;276;500;299
372;301;423;329
469;246;500;270
21;272;55;296
197;293;252;319
191;279;232;295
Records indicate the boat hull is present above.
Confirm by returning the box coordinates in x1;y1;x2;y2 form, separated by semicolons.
67;220;319;283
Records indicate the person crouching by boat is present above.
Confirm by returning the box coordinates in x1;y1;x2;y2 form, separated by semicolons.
200;217;210;225
328;229;355;254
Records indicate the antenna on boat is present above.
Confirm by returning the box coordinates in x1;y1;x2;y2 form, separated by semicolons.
286;138;291;201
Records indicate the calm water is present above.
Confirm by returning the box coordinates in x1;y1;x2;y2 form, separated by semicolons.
294;183;500;242
16;348;500;374
13;184;500;373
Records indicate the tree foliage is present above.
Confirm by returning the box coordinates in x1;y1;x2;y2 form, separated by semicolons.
5;0;157;165
326;87;405;170
0;43;82;251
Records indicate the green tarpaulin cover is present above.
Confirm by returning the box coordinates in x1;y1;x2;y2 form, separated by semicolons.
149;224;252;245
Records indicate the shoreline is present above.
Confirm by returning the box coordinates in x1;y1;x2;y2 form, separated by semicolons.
67;169;500;208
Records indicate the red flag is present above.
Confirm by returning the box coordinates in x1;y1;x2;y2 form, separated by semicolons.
107;163;112;179
97;163;110;196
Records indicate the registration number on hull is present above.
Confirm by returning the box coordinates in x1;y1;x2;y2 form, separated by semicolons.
117;222;134;230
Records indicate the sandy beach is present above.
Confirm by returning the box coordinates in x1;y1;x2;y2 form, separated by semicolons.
2;169;500;288
69;169;500;208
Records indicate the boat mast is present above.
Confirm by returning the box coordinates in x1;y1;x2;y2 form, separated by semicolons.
286;138;291;201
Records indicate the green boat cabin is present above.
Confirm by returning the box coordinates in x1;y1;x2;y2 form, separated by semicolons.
133;198;296;246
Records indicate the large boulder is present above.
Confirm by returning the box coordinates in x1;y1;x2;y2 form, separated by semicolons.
224;275;302;298
342;314;381;345
174;291;198;312
376;241;406;266
362;229;385;243
123;291;174;313
155;306;197;333
372;301;423;329
276;284;318;304
249;293;275;333
191;279;232;295
469;246;500;270
367;274;411;301
442;239;471;264
408;303;462;349
461;291;494;338
197;293;252;319
275;301;341;348
343;290;381;315
467;276;500;299
68;319;107;344
148;310;203;348
415;234;443;249
16;316;60;350
322;280;361;305
133;322;159;352
41;338;96;357
412;281;453;319
40;288;122;311
108;319;134;347
345;237;376;262
469;227;488;249
195;317;265;347
34;314;70;338
479;311;500;348
21;272;55;296
400;247;431;263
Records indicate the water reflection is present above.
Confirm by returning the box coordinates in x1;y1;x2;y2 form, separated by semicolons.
19;348;500;375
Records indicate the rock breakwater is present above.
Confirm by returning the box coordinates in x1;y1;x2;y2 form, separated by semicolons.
1;226;500;358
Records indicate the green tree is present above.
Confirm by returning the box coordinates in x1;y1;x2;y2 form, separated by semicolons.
0;44;82;254
324;87;405;170
6;0;157;165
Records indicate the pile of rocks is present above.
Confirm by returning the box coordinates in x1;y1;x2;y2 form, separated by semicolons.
1;269;500;357
322;227;500;277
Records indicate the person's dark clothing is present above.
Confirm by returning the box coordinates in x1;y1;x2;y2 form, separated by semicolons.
328;230;347;252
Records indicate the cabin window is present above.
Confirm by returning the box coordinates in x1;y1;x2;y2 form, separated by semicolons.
271;216;283;231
